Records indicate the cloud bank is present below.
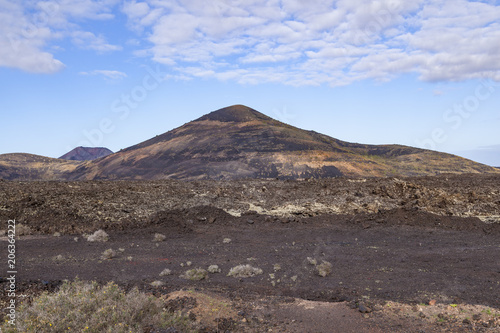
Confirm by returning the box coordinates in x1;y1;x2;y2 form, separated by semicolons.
125;0;500;86
2;0;500;86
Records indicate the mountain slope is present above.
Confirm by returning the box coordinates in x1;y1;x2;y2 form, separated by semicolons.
0;153;84;181
59;147;113;161
62;105;499;180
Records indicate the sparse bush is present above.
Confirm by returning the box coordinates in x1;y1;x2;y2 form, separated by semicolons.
186;261;192;267
52;255;64;262
150;280;165;287
16;223;33;236
307;257;317;265
159;269;172;276
0;279;196;332
87;229;109;242
101;249;116;260
53;232;61;237
227;264;263;278
273;264;281;271
316;261;332;277
223;238;232;244
181;268;208;281
208;265;221;273
153;233;166;242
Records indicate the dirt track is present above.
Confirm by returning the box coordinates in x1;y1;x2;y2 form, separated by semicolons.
1;174;500;332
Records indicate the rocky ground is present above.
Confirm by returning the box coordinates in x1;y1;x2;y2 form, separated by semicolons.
1;174;500;332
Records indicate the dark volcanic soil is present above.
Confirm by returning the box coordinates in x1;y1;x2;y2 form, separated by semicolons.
1;174;500;332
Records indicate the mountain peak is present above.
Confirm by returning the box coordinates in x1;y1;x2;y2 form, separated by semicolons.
59;146;113;161
196;105;273;123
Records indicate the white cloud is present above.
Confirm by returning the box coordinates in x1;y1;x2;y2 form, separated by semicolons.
72;31;122;52
0;0;64;73
80;69;127;80
122;0;500;86
0;0;120;73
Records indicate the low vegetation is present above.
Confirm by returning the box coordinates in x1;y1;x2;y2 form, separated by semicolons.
181;268;208;281
86;229;109;242
316;261;333;277
16;223;33;236
208;265;221;273
153;233;166;242
227;264;263;278
159;268;172;276
307;257;317;265
150;280;165;287
0;279;196;333
52;254;64;262
101;248;116;260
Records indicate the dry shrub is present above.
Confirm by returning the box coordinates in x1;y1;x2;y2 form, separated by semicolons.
151;280;165;287
316;261;332;277
181;268;208;281
307;257;317;265
153;233;166;242
159;269;172;276
0;279;196;333
52;255;64;262
101;249;116;260
87;229;109;242
207;265;221;273
227;264;263;278
16;223;33;236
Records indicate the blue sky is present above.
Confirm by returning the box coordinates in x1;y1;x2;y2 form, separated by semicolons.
1;0;500;166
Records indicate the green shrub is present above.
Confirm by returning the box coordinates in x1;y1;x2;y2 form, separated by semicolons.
0;279;195;333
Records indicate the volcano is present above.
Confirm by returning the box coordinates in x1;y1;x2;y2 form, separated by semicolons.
65;105;498;180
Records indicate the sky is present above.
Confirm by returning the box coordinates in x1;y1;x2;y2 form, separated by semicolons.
1;0;500;166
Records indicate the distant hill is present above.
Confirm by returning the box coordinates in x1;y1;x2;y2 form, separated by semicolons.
0;153;83;181
59;147;113;161
1;105;499;181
